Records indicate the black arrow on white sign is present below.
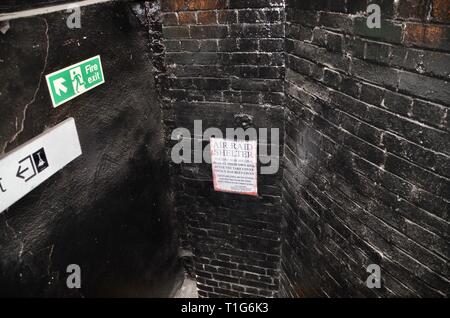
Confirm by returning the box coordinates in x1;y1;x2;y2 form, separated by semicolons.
16;165;29;179
16;156;36;182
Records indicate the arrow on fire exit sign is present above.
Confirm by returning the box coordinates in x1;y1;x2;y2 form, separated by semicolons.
45;55;105;108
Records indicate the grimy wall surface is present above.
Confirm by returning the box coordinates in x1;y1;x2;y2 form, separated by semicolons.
281;0;449;297
160;0;449;298
162;0;285;298
0;1;181;297
1;0;448;299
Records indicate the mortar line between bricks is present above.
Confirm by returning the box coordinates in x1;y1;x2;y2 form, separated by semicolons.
287;21;450;55
164;37;286;40
282;236;341;295
198;275;278;290
322;222;382;270
166;65;286;69
166;87;284;92
321;244;381;294
289;169;449;294
285;7;450;27
321;240;414;297
187;8;285;12
187;21;286;25
287;85;450;199
305;163;450;263
284;141;450;246
286;79;450;182
285;44;450;109
285;120;450;230
288;101;450;170
168;76;284;80
285;64;450;153
285;37;450;83
283;167;448;270
167;100;286;110
284;141;450;239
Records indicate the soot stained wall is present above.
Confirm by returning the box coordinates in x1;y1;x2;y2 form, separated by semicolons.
0;2;180;297
2;0;447;299
161;0;449;298
161;0;286;298
281;0;449;297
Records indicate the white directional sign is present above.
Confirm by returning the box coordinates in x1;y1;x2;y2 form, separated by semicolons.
0;118;82;213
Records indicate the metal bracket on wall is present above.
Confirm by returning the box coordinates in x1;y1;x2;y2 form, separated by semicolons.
234;113;254;129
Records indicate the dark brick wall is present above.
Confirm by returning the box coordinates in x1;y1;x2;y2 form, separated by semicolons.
281;0;449;297
159;0;449;298
3;0;447;298
161;0;285;298
162;0;285;105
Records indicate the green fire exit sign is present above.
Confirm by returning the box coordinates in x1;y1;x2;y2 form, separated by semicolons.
45;55;105;108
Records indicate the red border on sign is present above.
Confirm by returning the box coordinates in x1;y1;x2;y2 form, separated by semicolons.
210;137;258;197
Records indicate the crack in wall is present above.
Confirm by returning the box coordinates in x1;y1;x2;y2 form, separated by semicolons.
5;219;25;259
5;219;18;239
46;244;54;275
1;17;49;155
